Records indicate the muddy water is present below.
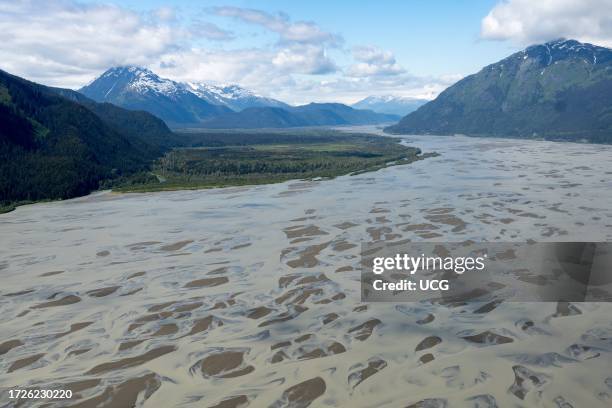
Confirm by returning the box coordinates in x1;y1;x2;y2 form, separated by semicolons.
1;130;612;407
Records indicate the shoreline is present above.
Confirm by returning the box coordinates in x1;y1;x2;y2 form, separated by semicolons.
5;127;607;216
114;151;434;194
2;130;611;407
0;151;433;214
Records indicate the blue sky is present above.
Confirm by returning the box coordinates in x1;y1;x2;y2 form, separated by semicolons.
1;0;610;104
102;0;518;77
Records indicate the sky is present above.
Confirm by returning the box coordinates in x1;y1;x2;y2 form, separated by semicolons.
1;0;611;104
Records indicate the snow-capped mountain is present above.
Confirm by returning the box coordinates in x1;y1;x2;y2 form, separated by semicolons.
351;95;428;116
80;66;399;128
184;82;289;111
79;66;231;126
81;66;203;102
386;39;612;139
80;66;289;127
524;38;611;66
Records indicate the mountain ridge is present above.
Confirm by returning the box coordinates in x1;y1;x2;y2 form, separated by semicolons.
199;102;399;129
352;95;428;116
385;39;612;143
79;66;232;127
184;82;289;111
81;66;398;128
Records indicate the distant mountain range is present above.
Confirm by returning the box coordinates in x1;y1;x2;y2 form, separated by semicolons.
352;95;428;116
80;66;398;128
385;39;612;143
184;82;290;111
203;103;400;129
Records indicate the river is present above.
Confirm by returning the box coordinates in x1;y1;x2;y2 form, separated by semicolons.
1;128;611;407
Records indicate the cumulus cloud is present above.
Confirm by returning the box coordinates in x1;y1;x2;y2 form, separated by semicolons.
211;6;341;45
190;21;235;41
210;6;340;76
481;0;612;47
154;6;177;22
273;44;337;75
352;46;396;64
0;1;456;104
156;47;294;91
348;46;405;77
157;44;448;105
277;72;458;105
0;0;180;87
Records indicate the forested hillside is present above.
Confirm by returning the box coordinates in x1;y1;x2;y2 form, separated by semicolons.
0;69;173;210
386;39;612;143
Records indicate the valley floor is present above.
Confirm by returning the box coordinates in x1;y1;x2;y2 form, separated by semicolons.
1;130;611;407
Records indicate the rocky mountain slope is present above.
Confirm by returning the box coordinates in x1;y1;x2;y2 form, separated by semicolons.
79;66;232;126
385;39;612;143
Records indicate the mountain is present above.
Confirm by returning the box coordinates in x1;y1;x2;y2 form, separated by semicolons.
52;88;179;151
80;66;397;129
184;82;289;111
290;103;399;124
200;107;308;128
352;96;428;116
79;66;232;127
385;39;612;143
201;103;400;129
0;69;174;207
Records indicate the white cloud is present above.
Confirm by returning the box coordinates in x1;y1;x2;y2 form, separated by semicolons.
273;44;337;74
0;1;457;104
0;0;180;87
154;6;177;22
352;46;396;65
347;46;405;77
481;0;612;47
190;21;235;41
274;72;460;105
156;47;292;90
211;6;341;45
210;6;340;76
348;62;404;77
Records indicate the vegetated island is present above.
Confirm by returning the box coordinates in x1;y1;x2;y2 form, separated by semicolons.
112;129;433;193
